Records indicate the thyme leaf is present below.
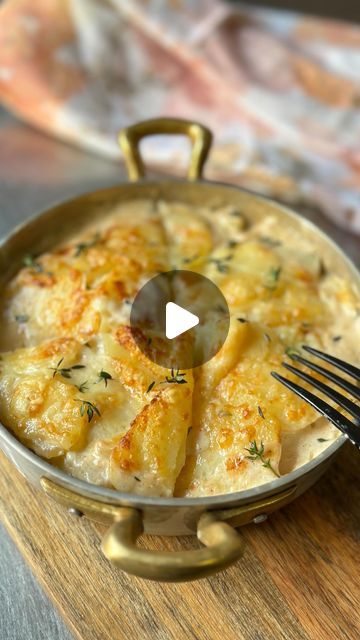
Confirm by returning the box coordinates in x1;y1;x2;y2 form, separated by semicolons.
74;233;100;257
244;440;280;477
229;210;249;229
50;358;72;379
76;399;101;423
146;381;156;393
258;406;265;419
264;266;282;290
50;359;85;380
15;314;29;324
258;236;282;248
209;256;232;274
23;254;44;273
97;370;113;387
76;381;89;394
285;346;301;358
163;369;187;385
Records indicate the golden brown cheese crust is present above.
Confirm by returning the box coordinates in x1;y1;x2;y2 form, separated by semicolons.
0;199;359;496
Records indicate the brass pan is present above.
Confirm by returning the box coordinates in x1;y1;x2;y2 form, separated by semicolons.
0;118;357;582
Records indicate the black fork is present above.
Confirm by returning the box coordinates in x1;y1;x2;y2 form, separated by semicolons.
271;345;360;448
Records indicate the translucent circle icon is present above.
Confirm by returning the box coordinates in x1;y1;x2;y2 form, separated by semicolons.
130;270;230;369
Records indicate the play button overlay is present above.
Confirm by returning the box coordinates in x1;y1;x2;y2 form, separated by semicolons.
166;302;199;339
130;270;230;369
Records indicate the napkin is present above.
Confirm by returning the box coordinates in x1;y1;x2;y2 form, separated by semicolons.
1;0;360;233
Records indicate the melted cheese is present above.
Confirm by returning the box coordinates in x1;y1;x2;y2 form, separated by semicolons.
0;198;359;497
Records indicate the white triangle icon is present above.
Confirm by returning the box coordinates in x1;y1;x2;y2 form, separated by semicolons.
165;302;199;340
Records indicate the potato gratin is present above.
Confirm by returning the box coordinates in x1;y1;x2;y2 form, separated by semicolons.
0;199;359;497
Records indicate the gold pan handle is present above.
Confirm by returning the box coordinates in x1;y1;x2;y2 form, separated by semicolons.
101;507;244;582
118;117;212;182
41;478;296;582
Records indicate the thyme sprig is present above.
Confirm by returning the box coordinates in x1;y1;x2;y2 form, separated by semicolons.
146;369;188;393
76;399;101;423
23;254;44;273
244;440;280;477
285;346;301;358
264;266;282;290
74;233;100;257
50;358;86;379
209;255;232;274
97;370;113;388
258;236;282;248
163;369;187;385
76;381;89;394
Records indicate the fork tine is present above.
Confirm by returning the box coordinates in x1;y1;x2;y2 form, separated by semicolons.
289;353;360;401
302;345;360;382
282;362;360;423
271;372;360;447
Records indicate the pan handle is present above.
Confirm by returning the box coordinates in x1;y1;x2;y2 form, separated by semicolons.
40;477;243;582
101;507;244;582
118;118;212;182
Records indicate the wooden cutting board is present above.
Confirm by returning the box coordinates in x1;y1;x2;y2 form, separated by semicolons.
0;442;359;640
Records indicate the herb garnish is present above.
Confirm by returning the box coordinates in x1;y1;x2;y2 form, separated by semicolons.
317;438;329;443
74;233;100;257
97;370;113;388
164;369;187;385
244;440;280;477
333;336;342;342
183;255;199;264
23;254;44;273
285;347;301;358
258;236;282;248
237;317;248;323
15;314;29;324
228;240;238;249
258;406;265;419
76;381;89;394
230;210;249;229
134;476;141;482
50;358;86;379
264;333;271;343
319;259;327;277
264;266;282;290
209;256;232;274
76;399;101;423
146;369;188;391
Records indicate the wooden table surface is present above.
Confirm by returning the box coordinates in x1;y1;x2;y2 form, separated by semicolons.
0;441;359;640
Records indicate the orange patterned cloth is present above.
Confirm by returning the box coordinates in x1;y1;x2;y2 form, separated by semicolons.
1;0;360;233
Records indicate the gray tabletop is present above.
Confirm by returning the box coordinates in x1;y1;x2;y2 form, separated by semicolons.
0;106;359;640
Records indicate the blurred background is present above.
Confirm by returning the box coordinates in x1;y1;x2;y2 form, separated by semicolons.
242;1;359;21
